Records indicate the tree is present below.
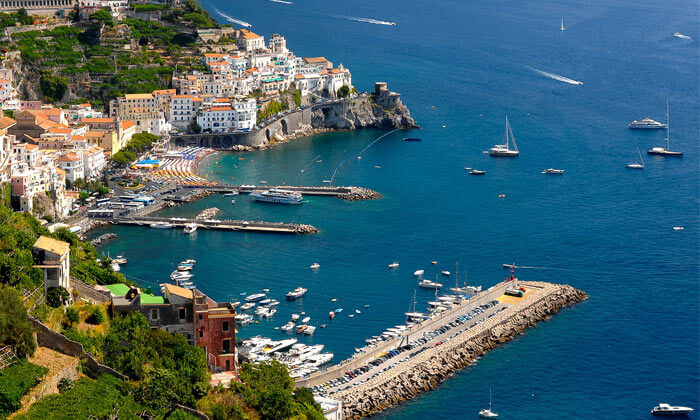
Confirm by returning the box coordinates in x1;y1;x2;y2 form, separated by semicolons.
96;186;110;197
89;9;114;27
39;72;68;103
189;121;201;134
16;8;32;25
136;368;183;410
78;191;90;205
0;286;37;358
337;85;350;98
46;287;70;307
64;307;79;327
103;312;154;379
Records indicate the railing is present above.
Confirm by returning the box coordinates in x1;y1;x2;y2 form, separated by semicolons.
0;346;18;371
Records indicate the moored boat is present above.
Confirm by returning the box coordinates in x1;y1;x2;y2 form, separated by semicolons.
419;279;442;289
403;137;421;141
628;117;667;129
651;403;694;416
286;287;308;300
183;223;197;234
245;293;266;302
310;262;320;270
252;188;303;204
647;100;683;156
413;269;425;276
542;168;565;174
240;302;256;311
489;116;520;157
469;169;486;175
388;261;399;269
150;221;173;229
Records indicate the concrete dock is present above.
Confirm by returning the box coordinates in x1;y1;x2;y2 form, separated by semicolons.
111;216;319;234
204;185;381;200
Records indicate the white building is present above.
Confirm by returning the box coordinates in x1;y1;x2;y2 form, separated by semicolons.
57;153;84;183
169;95;195;127
314;396;343;420
196;99;256;133
32;236;71;302
81;146;106;178
236;29;265;51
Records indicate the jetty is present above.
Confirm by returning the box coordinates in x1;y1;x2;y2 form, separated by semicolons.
297;279;586;418
209;185;381;201
111;216;319;234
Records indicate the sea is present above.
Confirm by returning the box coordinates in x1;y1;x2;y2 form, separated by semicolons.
93;0;699;417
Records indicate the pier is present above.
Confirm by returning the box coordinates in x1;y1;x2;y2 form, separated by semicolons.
203;185;381;200
111;216;319;234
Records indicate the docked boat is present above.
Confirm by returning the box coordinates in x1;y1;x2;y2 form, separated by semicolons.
489;116;520;157
223;191;238;196
258;298;272;306
286;287;308;300
479;389;499;418
413;269;425;276
177;264;193;271
112;255;127;265
648;101;682;156
291;313;300;321
303;325;316;335
295;325;307;334
469;169;486;175
281;321;295;332
626;146;645;169
388;261;399;269
419;279;443;289
180;259;196;265
171;271;193;280
150;221;173;229
235;314;253;325
268;299;280;307
651;403;694;416
183;223;197;234
542;168;565;174
405;290;429;321
251;188;303;204
245;293;266;302
265;338;297;353
403;137;421;141
240;302;255;311
301;316;311;323
310;262;320;270
628;117;667;129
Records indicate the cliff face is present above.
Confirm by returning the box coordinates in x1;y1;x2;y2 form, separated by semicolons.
310;93;418;131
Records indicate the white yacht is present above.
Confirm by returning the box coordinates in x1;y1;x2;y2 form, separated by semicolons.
150;221;173;229
419;279;442;289
479;389;499;418
648;100;683;156
240;302;256;311
441;270;451;276
673;32;691;39
286;287;308;300
281;321;295;332
112;255;127;265
388;261;399;269
251;188;303;204
651;403;694;416
626;147;645;169
490;116;520;157
245;293;266;302
629;117;667;129
413;269;425;276
301;316;311;323
303;325;316;335
291;313;300;322
183;222;197;234
542;168;565;174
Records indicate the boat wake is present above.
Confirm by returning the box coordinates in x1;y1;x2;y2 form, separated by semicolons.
213;7;252;27
270;0;293;4
674;32;692;40
330;129;398;184
528;67;583;85
344;16;396;26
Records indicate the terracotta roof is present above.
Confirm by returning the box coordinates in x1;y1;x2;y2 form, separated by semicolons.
37;108;63;116
55;167;65;175
25;144;38;150
82;117;114;124
204;53;227;58
304;57;328;64
49;127;72;134
172;95;193;99
192;97;203;102
152;89;176;95
210;107;232;111
163;283;193;299
85;131;106;138
294;74;305;79
330;68;343;74
214;98;230;102
124;93;154;100
0;116;16;129
33;235;69;256
58;153;80;162
71;135;86;141
121;121;136;130
240;29;262;40
79;103;91;108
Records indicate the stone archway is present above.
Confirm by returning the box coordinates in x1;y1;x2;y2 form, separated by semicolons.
281;119;288;135
265;129;270;141
212;136;221;148
223;136;233;149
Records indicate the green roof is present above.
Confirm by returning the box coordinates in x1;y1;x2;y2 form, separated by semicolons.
140;293;165;304
105;283;130;297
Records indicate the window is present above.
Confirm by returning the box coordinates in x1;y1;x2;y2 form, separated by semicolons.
199;329;204;338
222;321;229;332
179;308;186;320
151;308;158;320
225;359;231;370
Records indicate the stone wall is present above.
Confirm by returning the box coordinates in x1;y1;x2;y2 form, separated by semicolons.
29;317;128;381
3;21;71;37
333;282;587;419
71;278;111;304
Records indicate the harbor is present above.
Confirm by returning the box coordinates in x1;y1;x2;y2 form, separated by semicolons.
110;215;319;234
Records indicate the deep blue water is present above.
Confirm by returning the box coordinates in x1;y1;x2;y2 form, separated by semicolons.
95;0;699;417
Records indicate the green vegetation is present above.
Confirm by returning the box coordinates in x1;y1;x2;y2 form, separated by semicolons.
0;360;48;417
163;0;218;29
0;287;37;358
39;71;68;103
89;9;114;27
132;4;167;12
0;9;33;30
112;132;159;165
337;85;350;98
257;100;289;123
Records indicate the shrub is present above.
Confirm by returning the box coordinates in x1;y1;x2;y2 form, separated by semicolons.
46;287;70;307
57;377;74;393
39;72;68;103
85;306;104;325
0;287;37;358
64;307;80;326
0;360;48;416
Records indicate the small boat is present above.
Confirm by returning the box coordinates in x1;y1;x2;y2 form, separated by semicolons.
310;262;320;270
334;308;343;313
281;322;295;332
231;199;236;205
183;223;197;234
355;309;361;314
560;17;565;31
388;261;399;269
674;32;691;40
329;311;335;319
258;298;272;306
223;191;238;196
150;221;173;229
301;316;311;323
304;326;316;335
245;293;266;302
441;270;451;276
113;255;127;265
320;324;326;329
673;226;684;231
291;314;300;321
286;287;308;300
403;137;421;141
542;168;565;174
498;194;506;198
414;269;425;276
240;302;255;311
263;308;277;318
419;279;442;289
364;304;370;308
177;264;193;271
268;299;280;307
627;147;645;169
503;263;516;269
180;259;196;265
479;389;499;418
648;100;683;156
263;288;269;292
489;116;520;157
651;403;694;416
431;260;437;265
348;314;355;318
296;324;307;334
469;169;486;175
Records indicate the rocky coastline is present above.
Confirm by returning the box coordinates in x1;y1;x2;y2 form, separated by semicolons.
334;282;587;419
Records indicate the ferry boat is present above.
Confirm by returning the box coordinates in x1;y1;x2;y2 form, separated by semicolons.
489;116;520;157
286;287;308;300
648;101;682;156
150;221;173;229
469;169;486;175
628;117;667;129
251;188;303;204
651;403;694;416
245;293;266;302
419;279;443;289
542;168;565;174
183;223;197;234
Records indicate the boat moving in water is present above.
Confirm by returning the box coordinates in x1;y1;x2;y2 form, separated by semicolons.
673;32;691;39
469;169;486;175
651;403;694;416
414;269;425;276
490;116;520;157
542;168;565;174
310;262;320;270
251;188;303;204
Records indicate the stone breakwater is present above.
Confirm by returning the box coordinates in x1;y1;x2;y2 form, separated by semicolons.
339;187;382;201
334;282;587;419
196;207;220;220
294;224;320;234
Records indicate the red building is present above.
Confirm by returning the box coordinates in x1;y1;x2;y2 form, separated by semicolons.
194;290;237;372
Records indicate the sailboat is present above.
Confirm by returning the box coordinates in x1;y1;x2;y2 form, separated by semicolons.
626;147;645;169
647;100;683;156
560;18;565;31
405;290;428;321
490;116;520;157
479;388;499;418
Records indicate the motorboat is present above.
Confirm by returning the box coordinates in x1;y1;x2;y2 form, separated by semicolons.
469;169;486;175
258;298;272;306
647;100;683;156
177;264;193;271
230;301;240;308
181;259;196;265
265;338;297;353
403;137;421;141
348;314;355;318
251;188;303;204
304;325;316;335
489;116;520;157
111;262;120;272
334;308;343;313
355;309;361;314
150;221;173;229
388;261;399;269
235;314;253;325
281;322;295;332
651;403;694;416
286;287;308;300
673;32;691;39
263;309;277;318
310;262;320;270
673;226;684;231
268;299;280;307
542;168;565;174
183;223;197;234
245;293;266;302
628;117;667;129
414;269;425;276
502;263;516;269
295;324;307;334
231;199;236;205
291;313;300;321
431;261;438;265
171;271;193;280
419;279;442;289
223;191;238;196
329;311;335;319
240;302;256;311
441;270;451;276
112;255;127;265
301;316;311;323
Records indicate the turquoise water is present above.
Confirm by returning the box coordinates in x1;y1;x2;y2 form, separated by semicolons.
95;0;699;417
